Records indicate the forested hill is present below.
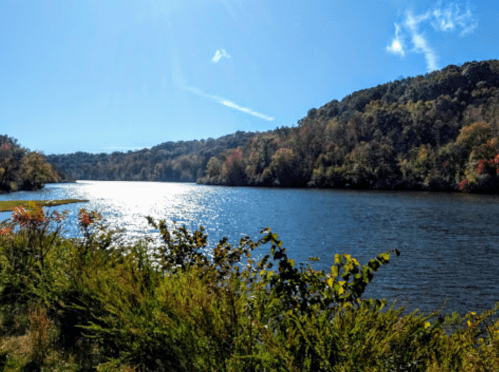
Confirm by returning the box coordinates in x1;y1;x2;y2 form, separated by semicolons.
48;59;499;192
201;59;499;192
46;131;258;183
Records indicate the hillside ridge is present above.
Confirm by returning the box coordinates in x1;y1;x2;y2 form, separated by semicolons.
47;59;499;193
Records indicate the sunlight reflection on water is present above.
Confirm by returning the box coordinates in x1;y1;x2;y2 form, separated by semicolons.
50;181;224;245
1;182;250;244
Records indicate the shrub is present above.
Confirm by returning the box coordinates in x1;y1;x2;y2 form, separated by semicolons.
2;206;499;371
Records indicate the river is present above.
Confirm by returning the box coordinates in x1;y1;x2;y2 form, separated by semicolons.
1;181;499;315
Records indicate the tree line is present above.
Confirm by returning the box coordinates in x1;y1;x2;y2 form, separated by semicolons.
46;131;257;183
47;59;499;193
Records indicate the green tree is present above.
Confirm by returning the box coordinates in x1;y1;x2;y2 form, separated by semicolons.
0;143;15;189
21;151;58;190
205;156;222;180
270;148;297;186
342;141;398;189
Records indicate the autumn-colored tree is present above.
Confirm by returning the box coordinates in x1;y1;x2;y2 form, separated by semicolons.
469;138;499;162
21;151;58;190
455;122;494;152
221;148;246;185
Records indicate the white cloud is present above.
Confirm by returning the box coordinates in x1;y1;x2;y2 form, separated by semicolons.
181;84;274;121
431;4;477;35
386;2;477;72
386;23;405;57
219;100;275;121
405;12;439;72
432;8;456;31
212;49;231;63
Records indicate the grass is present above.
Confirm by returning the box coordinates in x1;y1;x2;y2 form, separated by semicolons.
2;204;499;371
0;199;89;212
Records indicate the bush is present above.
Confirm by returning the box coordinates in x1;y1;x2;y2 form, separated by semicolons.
1;205;499;371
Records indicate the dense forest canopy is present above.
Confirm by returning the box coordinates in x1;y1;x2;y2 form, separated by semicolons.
0;135;59;193
46;131;258;183
47;59;499;193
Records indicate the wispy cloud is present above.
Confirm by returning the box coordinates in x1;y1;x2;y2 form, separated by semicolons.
386;2;478;72
386;23;405;57
219;100;274;121
217;0;241;21
181;84;274;121
212;49;231;63
405;12;439;72
431;5;477;35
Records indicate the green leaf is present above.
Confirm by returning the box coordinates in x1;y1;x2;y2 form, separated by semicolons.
327;277;334;287
379;252;390;262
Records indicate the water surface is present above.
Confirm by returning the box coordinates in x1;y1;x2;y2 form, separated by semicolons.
2;181;499;314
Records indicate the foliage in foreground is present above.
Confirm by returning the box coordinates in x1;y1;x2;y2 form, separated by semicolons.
0;203;499;371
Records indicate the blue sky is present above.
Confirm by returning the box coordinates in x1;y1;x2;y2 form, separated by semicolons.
0;0;497;154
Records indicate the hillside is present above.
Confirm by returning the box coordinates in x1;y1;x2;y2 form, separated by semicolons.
201;59;499;192
48;59;499;193
46;131;258;183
